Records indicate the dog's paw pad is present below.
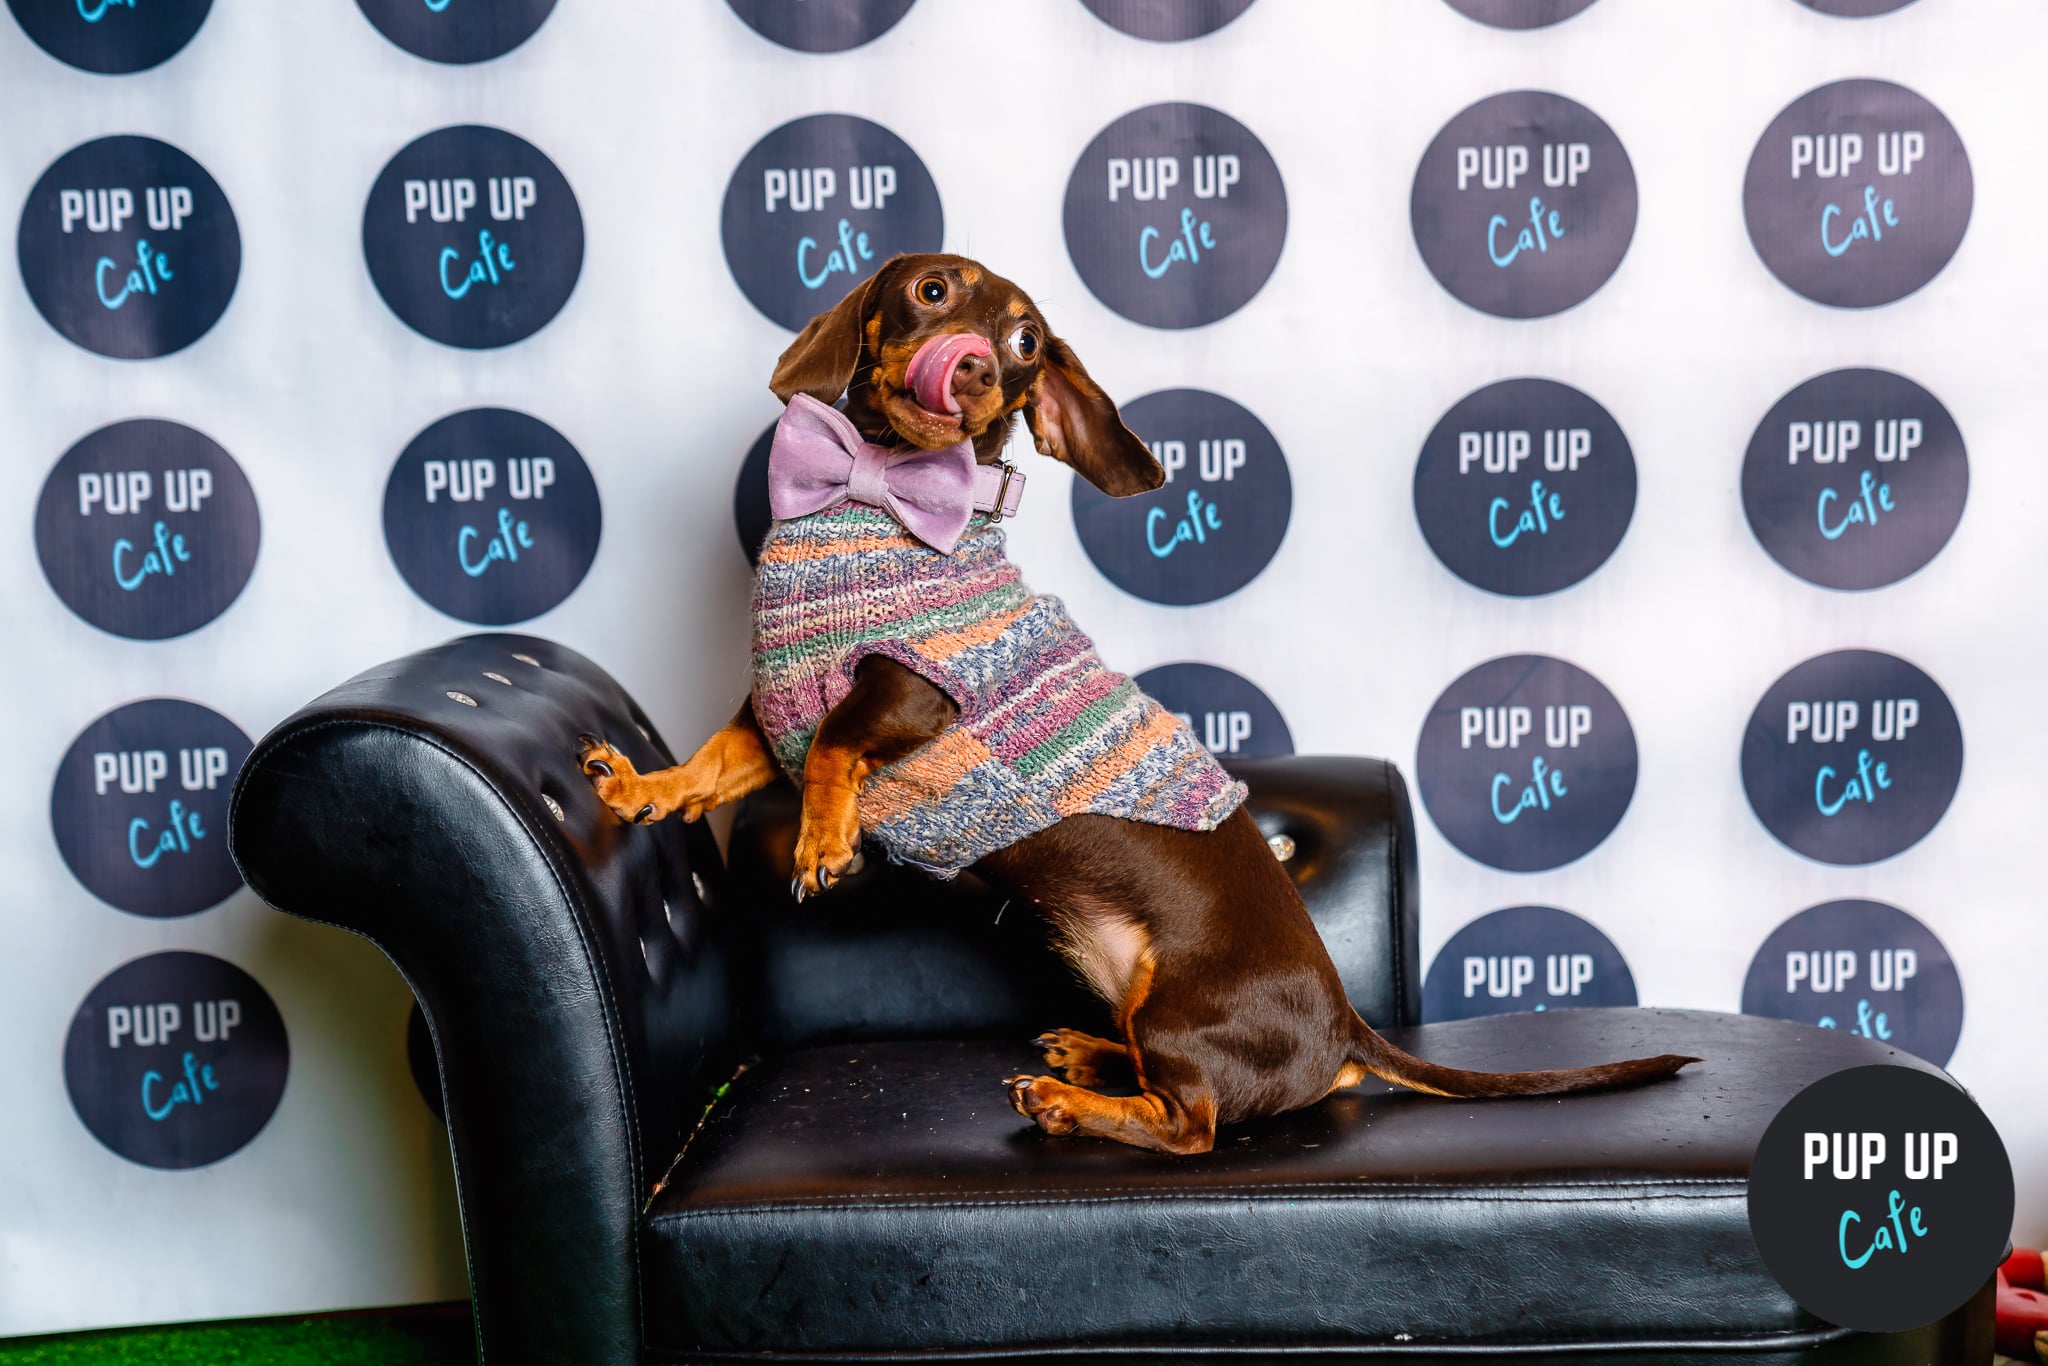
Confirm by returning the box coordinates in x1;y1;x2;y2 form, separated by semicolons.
1034;1106;1078;1136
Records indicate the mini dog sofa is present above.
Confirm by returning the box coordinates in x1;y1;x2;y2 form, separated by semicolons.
227;633;1994;1364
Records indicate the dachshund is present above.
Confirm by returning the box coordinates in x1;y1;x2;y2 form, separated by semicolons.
579;253;1696;1154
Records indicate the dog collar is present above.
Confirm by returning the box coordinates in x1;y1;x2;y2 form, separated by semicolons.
972;461;1026;522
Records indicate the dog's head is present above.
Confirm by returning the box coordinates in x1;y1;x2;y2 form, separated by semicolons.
769;253;1164;497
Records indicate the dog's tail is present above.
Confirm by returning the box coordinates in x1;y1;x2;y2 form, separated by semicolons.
1347;1010;1698;1098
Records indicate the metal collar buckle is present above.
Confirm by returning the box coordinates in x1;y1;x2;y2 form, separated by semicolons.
987;462;1019;524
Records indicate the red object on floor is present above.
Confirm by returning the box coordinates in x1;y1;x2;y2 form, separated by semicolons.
1998;1247;2048;1360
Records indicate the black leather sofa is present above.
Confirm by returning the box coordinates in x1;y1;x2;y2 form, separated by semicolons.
227;634;1994;1364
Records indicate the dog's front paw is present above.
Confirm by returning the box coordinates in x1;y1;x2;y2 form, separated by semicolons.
1004;1075;1078;1136
789;787;862;901
578;736;666;824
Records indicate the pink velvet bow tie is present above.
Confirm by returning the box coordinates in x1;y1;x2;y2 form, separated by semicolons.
766;393;1025;555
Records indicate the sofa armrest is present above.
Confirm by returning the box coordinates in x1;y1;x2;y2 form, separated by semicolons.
228;634;733;1366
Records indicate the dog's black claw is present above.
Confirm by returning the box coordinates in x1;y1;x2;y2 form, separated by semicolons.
1032;1033;1058;1050
584;759;613;777
789;876;806;903
818;867;836;890
577;732;602;749
634;803;656;824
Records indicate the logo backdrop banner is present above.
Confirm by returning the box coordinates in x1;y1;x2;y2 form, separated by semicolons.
0;0;2040;1337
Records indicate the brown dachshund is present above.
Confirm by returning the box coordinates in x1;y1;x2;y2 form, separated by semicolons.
580;253;1696;1154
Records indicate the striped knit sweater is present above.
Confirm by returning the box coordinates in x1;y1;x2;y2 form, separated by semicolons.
750;503;1246;875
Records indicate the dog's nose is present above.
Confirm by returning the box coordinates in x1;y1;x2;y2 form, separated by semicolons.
907;331;996;415
952;349;997;402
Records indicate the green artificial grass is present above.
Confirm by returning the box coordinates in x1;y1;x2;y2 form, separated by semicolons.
0;1306;473;1365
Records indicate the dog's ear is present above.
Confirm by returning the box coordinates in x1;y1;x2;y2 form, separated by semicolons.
1024;336;1164;497
771;272;881;405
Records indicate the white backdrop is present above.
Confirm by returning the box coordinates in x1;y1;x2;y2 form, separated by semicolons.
3;0;2043;1337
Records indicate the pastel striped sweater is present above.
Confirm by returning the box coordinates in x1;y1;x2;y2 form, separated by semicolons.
750;504;1246;875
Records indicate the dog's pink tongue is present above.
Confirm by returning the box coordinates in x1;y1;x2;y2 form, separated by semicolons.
906;332;992;417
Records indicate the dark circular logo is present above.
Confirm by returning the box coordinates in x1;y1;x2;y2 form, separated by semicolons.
735;418;776;566
52;699;251;919
1796;0;1919;15
1440;0;1599;28
1133;662;1293;758
1080;0;1257;40
1071;388;1290;606
1742;369;1966;591
64;951;289;1169
363;125;583;349
1422;906;1637;1022
1412;91;1636;319
725;0;913;50
721;114;943;332
1414;378;1634;597
1742;900;1963;1067
1744;80;1970;309
355;0;555;63
7;0;210;72
383;408;601;626
35;419;259;640
1741;650;1962;865
18;135;239;359
1063;102;1286;329
1748;1065;2011;1334
1417;655;1636;872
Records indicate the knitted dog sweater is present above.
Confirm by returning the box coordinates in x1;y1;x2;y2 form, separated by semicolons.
750;503;1247;875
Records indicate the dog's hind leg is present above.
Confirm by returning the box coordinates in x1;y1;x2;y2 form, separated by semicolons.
581;698;778;825
1033;1029;1134;1089
1003;1074;1217;1155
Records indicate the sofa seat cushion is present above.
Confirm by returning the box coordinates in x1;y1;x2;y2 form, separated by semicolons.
641;1007;1941;1359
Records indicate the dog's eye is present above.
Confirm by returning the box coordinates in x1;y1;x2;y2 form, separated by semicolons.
914;276;947;305
1008;327;1040;362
